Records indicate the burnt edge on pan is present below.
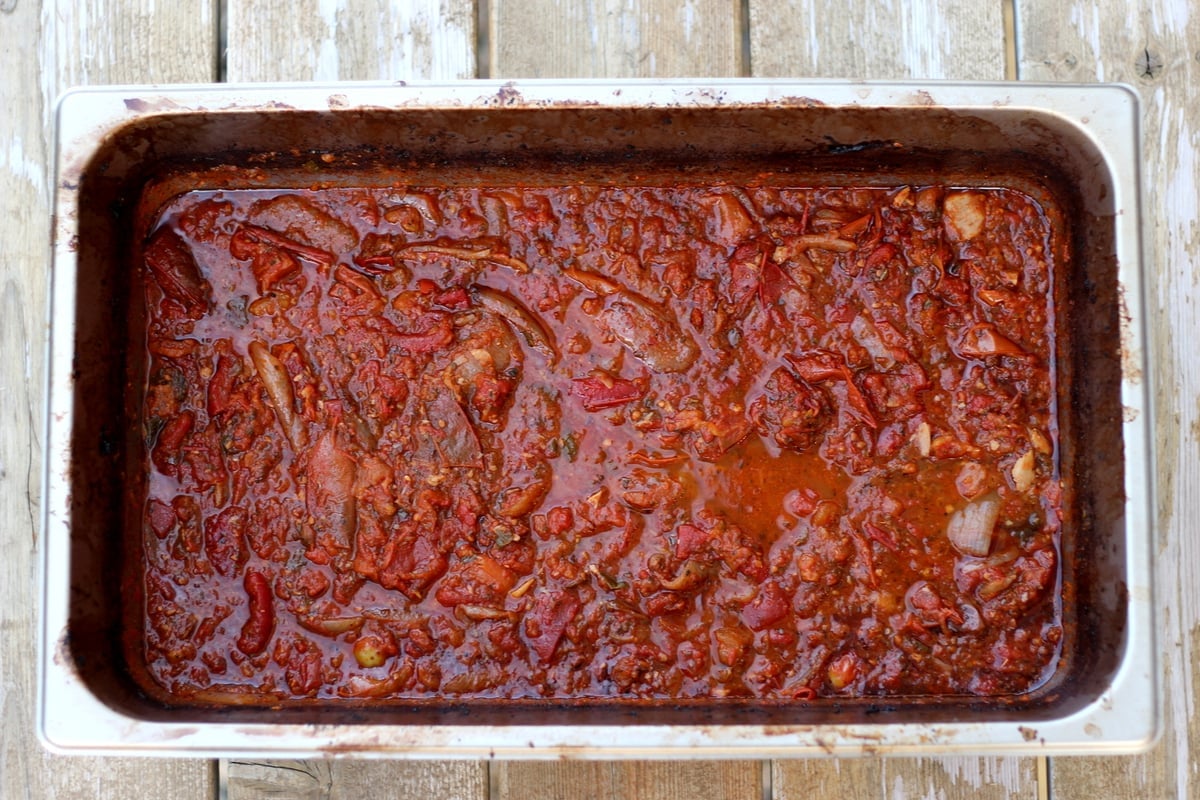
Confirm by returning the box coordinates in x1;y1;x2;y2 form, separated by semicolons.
61;105;1125;728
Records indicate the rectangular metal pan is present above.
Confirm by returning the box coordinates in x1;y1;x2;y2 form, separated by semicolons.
40;80;1155;757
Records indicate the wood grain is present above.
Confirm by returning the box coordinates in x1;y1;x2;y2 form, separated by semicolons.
227;759;488;800
488;0;744;78
748;0;1004;79
750;1;1036;796
225;0;476;82
492;760;763;800
1;1;217;798
774;757;1038;800
49;0;219;84
1016;0;1198;796
10;1;1189;797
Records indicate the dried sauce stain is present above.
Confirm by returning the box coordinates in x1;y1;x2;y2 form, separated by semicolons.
495;82;523;106
133;180;1068;706
1117;285;1143;385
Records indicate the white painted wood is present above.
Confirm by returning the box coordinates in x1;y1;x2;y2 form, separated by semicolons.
49;0;218;85
2;0;217;797
492;761;763;800
227;759;488;800
1017;0;1199;796
225;0;476;82
748;0;1004;79
489;0;743;78
13;1;1191;797
774;757;1040;800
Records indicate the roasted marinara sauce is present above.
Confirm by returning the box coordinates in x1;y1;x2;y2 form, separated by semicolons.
135;182;1064;703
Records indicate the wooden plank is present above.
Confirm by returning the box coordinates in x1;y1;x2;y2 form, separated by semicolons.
0;1;217;798
225;0;476;82
220;2;484;796
748;0;1004;80
489;0;744;78
749;2;1037;797
1016;0;1197;796
226;759;488;800
50;0;219;84
774;757;1039;800
486;5;757;798
492;760;763;800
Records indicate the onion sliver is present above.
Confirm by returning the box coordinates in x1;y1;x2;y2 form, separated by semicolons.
947;493;1000;556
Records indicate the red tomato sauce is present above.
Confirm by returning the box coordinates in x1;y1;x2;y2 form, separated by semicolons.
134;182;1064;703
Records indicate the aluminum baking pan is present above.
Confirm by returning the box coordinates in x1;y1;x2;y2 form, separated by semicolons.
40;79;1155;757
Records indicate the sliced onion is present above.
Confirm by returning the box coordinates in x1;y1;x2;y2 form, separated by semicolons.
472;284;558;361
1011;450;1036;492
659;560;715;592
248;340;307;448
442;667;504;694
337;663;414;698
943;191;986;240
955;323;1029;359
456;604;515;622
851;315;895;368
946;493;1000;557
296;615;364;637
913;421;931;457
704;194;755;246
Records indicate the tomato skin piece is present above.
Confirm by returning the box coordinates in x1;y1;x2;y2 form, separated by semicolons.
526;589;581;663
864;521;900;553
784;351;878;428
204;506;249;577
237;570;275;656
433;286;471;310
395;314;454;353
206;349;237;418
674;523;711;560
152;410;194;476
144;227;211;311
570;375;644;411
148;499;176;539
233;223;336;265
743;581;790;631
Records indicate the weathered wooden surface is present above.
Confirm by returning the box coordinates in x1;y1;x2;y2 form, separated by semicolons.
49;0;218;85
492;760;764;800
774;757;1041;800
225;0;475;81
226;759;488;800
748;0;1004;80
7;0;1194;797
489;0;744;78
1;0;218;798
1017;0;1198;797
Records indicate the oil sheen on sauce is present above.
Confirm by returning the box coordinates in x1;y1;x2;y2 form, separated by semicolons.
133;183;1064;704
